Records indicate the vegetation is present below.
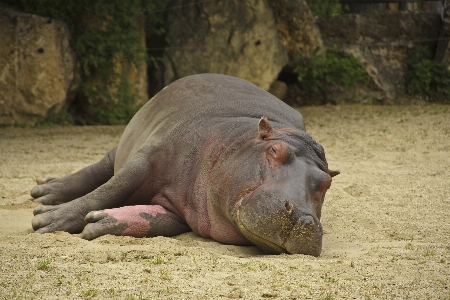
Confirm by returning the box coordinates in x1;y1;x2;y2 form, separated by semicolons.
36;259;50;271
405;46;450;103
305;0;342;18
4;0;166;124
294;45;369;103
147;254;167;265
36;111;74;127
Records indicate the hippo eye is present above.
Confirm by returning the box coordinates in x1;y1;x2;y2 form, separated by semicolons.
270;147;277;155
267;142;289;164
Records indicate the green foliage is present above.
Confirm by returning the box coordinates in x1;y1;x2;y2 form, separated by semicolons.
305;0;342;18
4;0;166;124
36;112;74;127
36;260;50;271
405;46;450;103
147;254;167;265
294;45;369;99
78;73;141;125
79;288;99;298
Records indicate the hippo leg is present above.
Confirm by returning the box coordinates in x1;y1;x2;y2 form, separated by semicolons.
30;148;116;205
81;205;190;240
32;145;158;234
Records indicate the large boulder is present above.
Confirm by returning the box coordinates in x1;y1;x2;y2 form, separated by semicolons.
0;5;78;126
317;11;442;101
268;0;324;67
162;0;287;91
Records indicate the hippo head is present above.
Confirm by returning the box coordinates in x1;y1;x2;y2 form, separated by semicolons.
219;117;339;257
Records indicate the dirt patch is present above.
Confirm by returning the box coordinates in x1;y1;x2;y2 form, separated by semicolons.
0;105;449;299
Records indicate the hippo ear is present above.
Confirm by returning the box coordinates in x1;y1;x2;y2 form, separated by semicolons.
258;116;273;140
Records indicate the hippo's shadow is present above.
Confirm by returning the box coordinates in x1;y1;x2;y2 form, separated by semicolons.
174;232;265;257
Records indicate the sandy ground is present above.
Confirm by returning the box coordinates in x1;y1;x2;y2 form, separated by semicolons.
0;104;449;300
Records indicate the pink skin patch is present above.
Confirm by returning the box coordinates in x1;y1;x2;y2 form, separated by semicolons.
94;205;167;238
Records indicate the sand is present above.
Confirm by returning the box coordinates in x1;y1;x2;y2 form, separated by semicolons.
0;104;449;299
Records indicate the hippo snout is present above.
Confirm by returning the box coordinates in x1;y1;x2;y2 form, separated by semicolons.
236;194;324;256
298;214;316;226
284;215;323;256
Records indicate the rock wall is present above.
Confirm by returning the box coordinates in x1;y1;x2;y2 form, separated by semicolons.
268;0;324;66
317;11;442;101
162;0;287;91
76;14;148;123
123;16;148;108
435;5;450;63
0;5;78;126
0;2;446;126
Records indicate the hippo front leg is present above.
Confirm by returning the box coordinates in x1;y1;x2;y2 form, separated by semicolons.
31;147;116;205
81;205;190;240
32;146;156;234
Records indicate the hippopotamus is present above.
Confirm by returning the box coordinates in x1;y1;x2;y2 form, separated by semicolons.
31;74;338;256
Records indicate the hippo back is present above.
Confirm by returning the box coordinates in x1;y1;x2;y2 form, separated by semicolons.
115;74;305;170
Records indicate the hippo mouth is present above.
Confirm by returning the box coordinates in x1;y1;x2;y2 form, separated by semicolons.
235;196;323;256
235;205;287;254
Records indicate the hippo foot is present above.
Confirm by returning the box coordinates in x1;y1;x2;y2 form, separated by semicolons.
81;205;191;240
31;176;83;205
31;149;116;205
32;201;87;234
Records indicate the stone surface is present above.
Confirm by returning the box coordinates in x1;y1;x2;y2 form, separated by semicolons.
345;3;385;13
0;4;78;126
435;4;450;63
268;80;287;100
76;14;148;123
268;0;324;67
127;16;149;107
162;0;287;91
317;11;442;101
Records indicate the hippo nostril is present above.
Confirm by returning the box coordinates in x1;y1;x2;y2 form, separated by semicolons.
299;215;315;226
284;201;293;214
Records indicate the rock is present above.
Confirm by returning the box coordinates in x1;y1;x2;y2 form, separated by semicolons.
317;11;442;101
124;16;148;108
268;0;324;67
284;84;304;106
75;14;148;124
345;3;385;13
0;4;79;126
268;80;287;100
162;0;287;91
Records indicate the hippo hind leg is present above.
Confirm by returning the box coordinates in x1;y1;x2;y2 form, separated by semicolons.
81;205;191;240
31;147;116;205
32;144;182;235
